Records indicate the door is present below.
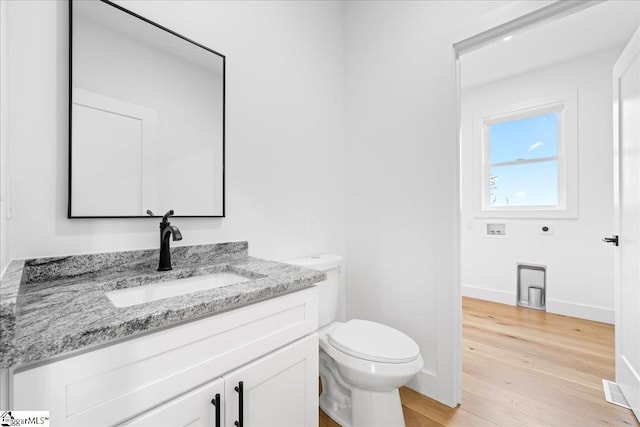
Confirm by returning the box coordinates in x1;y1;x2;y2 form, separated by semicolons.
613;27;640;421
122;378;224;427
224;334;318;427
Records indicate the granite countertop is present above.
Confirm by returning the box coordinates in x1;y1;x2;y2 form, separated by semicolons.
0;242;325;369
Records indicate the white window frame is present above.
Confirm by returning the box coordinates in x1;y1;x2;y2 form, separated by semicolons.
473;93;578;218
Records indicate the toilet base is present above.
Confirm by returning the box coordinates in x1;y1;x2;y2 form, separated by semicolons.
320;385;405;427
320;392;352;427
351;387;404;427
319;349;406;427
320;349;353;426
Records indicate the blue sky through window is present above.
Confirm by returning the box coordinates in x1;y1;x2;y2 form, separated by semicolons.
490;161;558;207
490;113;558;162
488;112;559;207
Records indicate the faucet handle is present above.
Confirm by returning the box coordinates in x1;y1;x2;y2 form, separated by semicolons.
162;210;175;223
146;210;154;216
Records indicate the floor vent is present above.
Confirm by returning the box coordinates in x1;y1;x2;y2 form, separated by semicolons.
602;379;631;409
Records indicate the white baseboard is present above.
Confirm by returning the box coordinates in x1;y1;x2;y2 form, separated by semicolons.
546;299;614;324
406;369;457;408
461;284;515;306
461;284;614;324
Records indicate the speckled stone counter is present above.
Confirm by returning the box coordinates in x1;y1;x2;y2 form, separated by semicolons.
0;259;23;368
0;242;325;369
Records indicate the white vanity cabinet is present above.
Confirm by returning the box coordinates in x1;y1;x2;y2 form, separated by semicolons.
11;287;318;427
124;334;318;427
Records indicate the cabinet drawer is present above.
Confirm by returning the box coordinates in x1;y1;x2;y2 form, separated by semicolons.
13;287;317;426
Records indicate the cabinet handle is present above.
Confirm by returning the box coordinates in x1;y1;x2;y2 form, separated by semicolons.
210;393;221;427
234;381;244;427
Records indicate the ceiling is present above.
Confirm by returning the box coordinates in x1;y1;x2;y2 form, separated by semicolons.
461;0;640;89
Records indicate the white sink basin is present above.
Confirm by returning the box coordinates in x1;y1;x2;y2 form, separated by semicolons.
106;272;252;308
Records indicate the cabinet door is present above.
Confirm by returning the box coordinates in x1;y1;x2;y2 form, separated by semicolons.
224;334;318;427
121;378;224;427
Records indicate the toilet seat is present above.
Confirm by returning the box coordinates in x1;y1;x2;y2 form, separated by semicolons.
327;319;420;364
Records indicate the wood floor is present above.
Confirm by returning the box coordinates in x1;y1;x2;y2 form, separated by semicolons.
319;297;638;426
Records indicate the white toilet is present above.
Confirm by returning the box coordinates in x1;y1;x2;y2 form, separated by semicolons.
287;254;424;427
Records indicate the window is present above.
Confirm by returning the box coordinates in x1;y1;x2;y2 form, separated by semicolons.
486;107;561;208
474;96;578;218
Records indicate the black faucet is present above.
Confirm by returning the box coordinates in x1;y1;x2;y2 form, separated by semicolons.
157;210;182;271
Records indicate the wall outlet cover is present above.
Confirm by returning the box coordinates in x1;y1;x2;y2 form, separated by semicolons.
538;223;554;235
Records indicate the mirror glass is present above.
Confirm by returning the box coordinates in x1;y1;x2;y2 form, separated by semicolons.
70;0;225;218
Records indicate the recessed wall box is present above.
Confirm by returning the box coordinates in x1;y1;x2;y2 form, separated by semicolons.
517;263;546;311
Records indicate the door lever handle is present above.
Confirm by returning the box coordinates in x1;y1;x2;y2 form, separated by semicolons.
602;235;619;246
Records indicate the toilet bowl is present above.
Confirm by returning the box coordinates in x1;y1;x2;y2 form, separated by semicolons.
286;254;424;427
318;320;423;427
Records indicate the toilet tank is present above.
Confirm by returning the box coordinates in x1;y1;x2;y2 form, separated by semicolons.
286;254;341;328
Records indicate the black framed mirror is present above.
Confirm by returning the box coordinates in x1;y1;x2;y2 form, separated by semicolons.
69;0;225;218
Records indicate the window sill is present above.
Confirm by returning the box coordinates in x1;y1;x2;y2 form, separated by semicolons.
474;207;577;219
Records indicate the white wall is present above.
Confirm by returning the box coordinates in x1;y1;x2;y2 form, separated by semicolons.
461;48;621;323
0;0;9;274
344;1;460;406
4;0;344;263
341;0;548;408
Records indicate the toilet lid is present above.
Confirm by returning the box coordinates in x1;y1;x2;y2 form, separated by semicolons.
327;319;420;364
